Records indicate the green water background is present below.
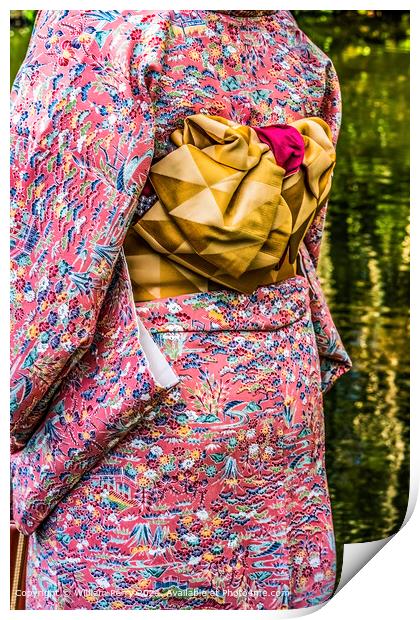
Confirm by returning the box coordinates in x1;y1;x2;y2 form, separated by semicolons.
10;10;410;588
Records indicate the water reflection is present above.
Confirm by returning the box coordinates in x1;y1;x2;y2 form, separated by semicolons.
296;12;410;556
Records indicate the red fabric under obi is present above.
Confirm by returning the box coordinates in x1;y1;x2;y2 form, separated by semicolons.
253;124;305;177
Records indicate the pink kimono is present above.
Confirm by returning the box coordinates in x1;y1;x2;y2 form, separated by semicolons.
10;10;351;610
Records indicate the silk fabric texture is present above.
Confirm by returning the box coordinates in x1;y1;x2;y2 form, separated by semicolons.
126;114;336;300
10;13;353;612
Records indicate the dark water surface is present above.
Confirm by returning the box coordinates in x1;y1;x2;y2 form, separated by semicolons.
11;11;410;587
295;12;410;573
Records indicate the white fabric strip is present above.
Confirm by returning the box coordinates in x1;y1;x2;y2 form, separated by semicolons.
137;317;180;389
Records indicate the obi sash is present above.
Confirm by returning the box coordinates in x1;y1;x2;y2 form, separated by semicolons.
124;114;336;301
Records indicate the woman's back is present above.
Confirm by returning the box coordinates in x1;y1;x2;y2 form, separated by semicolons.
10;11;350;610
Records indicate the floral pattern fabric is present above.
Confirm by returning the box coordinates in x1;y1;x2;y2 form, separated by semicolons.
25;276;336;610
10;9;352;610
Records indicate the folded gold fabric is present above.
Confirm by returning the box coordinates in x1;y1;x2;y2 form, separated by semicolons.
125;114;336;300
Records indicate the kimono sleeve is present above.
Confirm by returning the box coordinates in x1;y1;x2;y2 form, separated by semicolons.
287;16;351;393
11;250;180;535
303;57;342;267
10;11;162;447
298;56;351;392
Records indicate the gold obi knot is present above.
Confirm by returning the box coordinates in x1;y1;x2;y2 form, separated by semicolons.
124;113;336;301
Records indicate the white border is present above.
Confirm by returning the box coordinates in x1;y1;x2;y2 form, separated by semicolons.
2;3;416;618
